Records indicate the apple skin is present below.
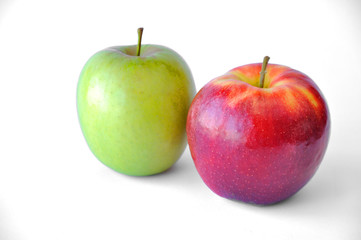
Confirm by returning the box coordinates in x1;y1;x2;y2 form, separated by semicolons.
186;63;330;204
77;44;196;176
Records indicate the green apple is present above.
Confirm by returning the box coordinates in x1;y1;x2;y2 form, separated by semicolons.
77;28;196;176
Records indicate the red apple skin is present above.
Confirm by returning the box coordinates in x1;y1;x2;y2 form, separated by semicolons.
186;63;330;205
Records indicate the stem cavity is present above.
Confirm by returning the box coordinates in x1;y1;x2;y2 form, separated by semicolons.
259;56;270;88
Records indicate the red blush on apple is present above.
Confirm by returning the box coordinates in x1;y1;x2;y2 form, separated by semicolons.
186;57;330;205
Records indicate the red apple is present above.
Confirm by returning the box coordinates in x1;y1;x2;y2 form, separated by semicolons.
186;57;330;205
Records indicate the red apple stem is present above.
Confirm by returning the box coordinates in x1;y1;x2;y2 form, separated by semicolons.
259;56;270;88
136;27;144;56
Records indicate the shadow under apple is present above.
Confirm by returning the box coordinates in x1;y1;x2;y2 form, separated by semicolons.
224;152;361;230
104;147;204;194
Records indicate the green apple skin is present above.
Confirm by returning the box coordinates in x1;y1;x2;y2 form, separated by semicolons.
77;44;196;176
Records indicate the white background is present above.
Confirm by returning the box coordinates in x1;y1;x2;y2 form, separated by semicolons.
0;0;360;239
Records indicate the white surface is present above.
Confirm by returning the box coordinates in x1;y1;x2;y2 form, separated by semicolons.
0;0;360;239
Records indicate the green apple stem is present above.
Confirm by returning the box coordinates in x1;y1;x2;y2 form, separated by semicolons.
259;56;270;88
136;27;144;56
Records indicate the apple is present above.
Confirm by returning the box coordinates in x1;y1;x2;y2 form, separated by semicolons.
186;57;330;204
77;28;196;176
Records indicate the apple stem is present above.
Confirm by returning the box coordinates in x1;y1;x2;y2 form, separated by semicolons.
259;56;270;88
136;27;144;56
